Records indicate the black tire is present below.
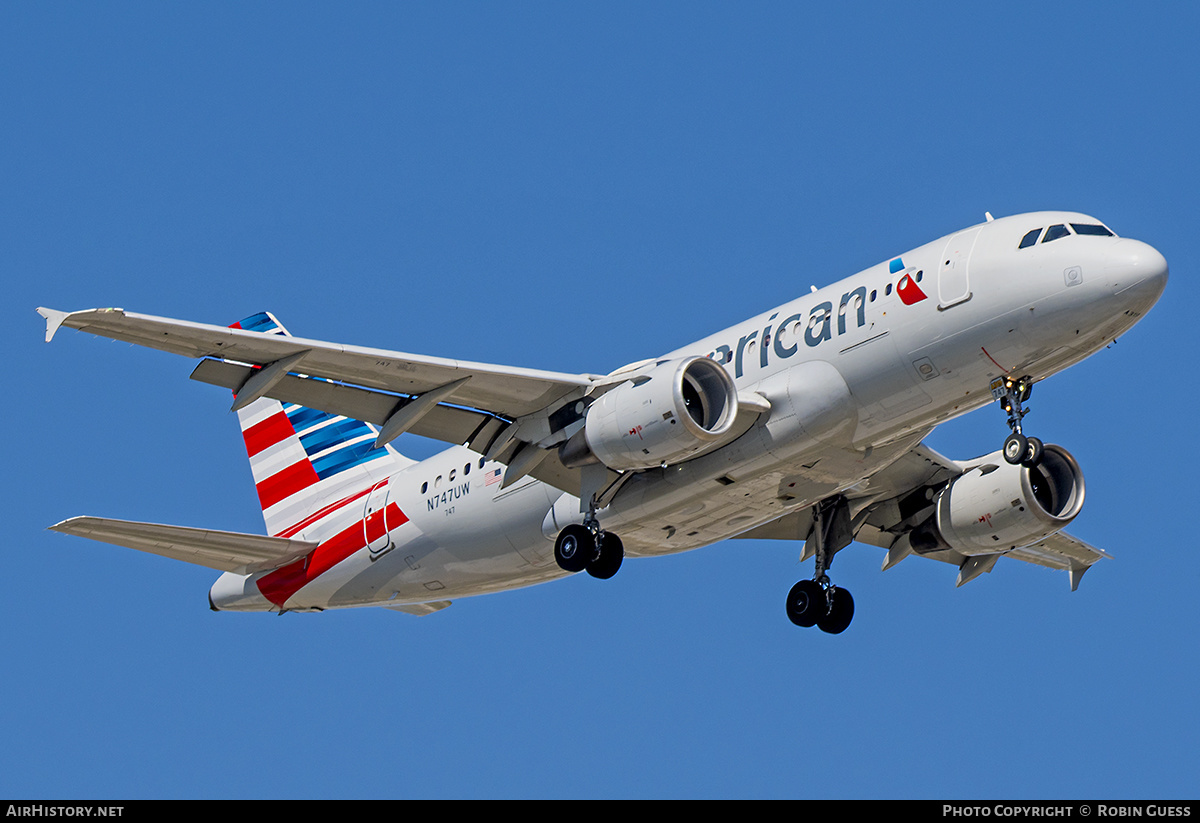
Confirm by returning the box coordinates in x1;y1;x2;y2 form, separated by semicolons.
817;587;854;634
1003;432;1028;465
587;532;624;579
1022;436;1044;468
554;524;595;573
785;580;827;627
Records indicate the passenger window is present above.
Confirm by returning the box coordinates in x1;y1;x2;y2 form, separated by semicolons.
464;463;470;476
1042;224;1070;243
1070;223;1114;237
1019;228;1042;249
421;482;427;494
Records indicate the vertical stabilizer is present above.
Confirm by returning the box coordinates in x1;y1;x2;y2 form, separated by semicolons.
230;312;415;536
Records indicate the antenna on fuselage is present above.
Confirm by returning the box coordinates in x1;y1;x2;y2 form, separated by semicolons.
985;211;994;222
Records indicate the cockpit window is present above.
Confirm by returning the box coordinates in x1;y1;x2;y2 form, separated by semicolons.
1019;228;1042;249
1042;224;1070;243
1070;223;1114;237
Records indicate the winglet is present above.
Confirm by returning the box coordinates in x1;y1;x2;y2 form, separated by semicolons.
36;307;70;343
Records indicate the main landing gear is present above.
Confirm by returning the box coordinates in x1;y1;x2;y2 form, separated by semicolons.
996;375;1044;467
785;496;855;634
554;510;625;580
786;578;855;634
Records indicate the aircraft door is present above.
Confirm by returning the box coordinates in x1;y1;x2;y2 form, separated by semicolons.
363;479;394;559
937;227;980;309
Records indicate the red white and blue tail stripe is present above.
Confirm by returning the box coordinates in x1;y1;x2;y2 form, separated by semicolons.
230;312;414;537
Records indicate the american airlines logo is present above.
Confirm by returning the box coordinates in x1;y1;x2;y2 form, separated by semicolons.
706;257;928;378
891;257;928;305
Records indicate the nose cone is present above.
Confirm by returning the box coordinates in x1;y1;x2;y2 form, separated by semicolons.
209;572;272;612
1106;238;1168;309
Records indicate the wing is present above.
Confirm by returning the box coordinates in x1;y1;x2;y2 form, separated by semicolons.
736;442;1110;590
38;307;594;417
39;307;768;500
853;443;1110;589
38;306;604;494
49;516;319;575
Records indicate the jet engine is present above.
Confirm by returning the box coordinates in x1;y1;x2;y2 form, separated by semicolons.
909;445;1085;556
568;356;739;471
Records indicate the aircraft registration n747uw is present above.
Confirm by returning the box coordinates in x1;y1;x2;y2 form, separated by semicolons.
39;211;1167;633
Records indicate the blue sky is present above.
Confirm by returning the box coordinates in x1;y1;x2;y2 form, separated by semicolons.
4;2;1197;799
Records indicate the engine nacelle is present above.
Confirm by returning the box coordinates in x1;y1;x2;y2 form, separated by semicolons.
580;356;738;471
910;445;1085;556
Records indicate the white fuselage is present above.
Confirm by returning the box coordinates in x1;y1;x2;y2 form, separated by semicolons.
209;211;1168;612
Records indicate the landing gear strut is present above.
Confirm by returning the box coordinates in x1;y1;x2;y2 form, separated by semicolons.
996;375;1043;467
785;496;855;634
554;508;624;579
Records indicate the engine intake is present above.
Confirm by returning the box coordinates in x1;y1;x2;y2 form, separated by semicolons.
576;356;738;471
910;444;1085;556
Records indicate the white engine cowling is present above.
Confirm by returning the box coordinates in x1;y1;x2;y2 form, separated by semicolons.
582;356;738;471
910;444;1085;556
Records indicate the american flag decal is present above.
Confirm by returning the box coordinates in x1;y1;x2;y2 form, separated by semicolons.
485;467;503;486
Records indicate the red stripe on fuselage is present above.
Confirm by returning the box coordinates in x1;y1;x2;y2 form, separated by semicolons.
242;410;296;458
256;502;408;607
275;485;374;538
256;460;320;510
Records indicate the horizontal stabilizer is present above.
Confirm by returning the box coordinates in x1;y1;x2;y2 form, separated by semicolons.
49;516;318;575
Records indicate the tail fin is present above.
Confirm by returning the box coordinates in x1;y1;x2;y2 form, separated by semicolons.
230;312;414;537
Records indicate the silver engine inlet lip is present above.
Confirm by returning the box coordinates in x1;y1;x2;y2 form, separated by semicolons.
673;356;738;441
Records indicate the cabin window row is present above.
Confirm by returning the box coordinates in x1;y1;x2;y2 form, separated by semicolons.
420;457;487;494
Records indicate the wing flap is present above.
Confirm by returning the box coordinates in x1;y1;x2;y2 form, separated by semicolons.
49;516;318;575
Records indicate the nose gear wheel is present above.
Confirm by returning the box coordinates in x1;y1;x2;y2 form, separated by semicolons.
996;376;1043;467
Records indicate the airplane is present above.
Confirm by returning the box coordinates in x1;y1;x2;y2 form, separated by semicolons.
38;210;1167;633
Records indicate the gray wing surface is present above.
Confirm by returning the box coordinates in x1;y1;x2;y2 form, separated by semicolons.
38;307;594;418
38;307;602;495
738;442;1111;590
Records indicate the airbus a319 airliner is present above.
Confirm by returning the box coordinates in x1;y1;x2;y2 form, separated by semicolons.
40;211;1167;633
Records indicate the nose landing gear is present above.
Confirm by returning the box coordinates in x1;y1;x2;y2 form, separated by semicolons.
995;375;1044;467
